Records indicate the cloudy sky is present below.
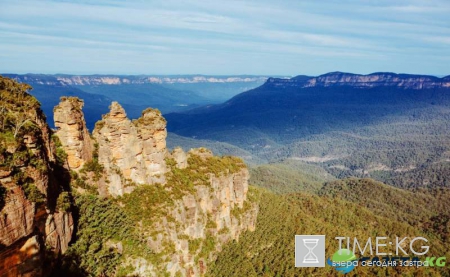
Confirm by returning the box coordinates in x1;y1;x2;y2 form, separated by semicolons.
1;0;449;75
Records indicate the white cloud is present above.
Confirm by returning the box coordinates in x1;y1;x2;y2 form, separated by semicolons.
0;0;449;74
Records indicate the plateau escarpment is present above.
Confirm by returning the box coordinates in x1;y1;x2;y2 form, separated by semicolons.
3;73;269;131
267;72;450;89
50;97;258;276
0;77;73;277
165;72;450;182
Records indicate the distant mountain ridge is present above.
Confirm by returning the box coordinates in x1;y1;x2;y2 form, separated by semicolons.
4;73;269;86
167;71;450;144
2;74;269;129
267;72;450;89
166;71;450;184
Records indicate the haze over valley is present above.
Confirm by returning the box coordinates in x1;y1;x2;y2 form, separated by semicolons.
3;72;450;276
1;0;450;276
3;74;267;129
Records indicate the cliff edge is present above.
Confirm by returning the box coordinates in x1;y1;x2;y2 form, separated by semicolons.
51;97;258;276
0;77;74;277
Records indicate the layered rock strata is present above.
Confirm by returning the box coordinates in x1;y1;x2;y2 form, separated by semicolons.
92;102;168;196
0;77;73;277
54;97;93;170
267;72;450;89
52;98;258;276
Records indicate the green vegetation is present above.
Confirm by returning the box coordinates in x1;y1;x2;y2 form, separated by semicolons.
133;107;166;126
70;170;97;194
231;185;259;220
0;131;17;154
59;194;153;277
424;214;450;244
6;74;450;276
199;235;216;259
165;79;450;196
56;191;71;212
250;160;335;194
319;178;450;230
121;154;245;226
80;143;104;181
189;238;202;254
67;141;104;194
58;151;249;275
22;183;46;203
0;76;57;205
120;183;173;226
0;76;40;138
52;134;68;166
209;186;450;276
166;132;266;165
373;161;450;189
1;76;258;276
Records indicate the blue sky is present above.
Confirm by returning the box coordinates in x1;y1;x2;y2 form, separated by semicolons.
1;0;449;76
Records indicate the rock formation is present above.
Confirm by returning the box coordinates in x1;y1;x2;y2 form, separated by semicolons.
267;72;450;89
0;76;73;277
54;97;93;170
50;97;258;276
146;162;258;276
0;81;258;277
170;147;188;169
92;102;167;197
52;98;169;197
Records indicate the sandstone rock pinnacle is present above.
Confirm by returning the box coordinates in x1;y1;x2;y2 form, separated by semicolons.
54;97;93;170
93;102;168;196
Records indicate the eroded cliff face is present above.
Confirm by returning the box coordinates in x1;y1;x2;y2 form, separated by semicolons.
55;75;267;86
53;99;169;197
123;149;258;276
54;97;93;170
92;102;167;197
0;77;73;277
51;97;258;276
162;167;257;277
267;72;450;89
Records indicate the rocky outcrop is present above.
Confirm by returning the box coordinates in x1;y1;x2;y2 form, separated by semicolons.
165;167;257;276
267;72;450;89
92;102;167;197
54;97;93;170
134;108;168;182
1;78;258;277
51;96;258;276
0;76;74;277
127;152;258;276
170;147;187;169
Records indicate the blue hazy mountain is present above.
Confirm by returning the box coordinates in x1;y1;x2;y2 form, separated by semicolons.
3;74;266;130
166;72;450;147
165;72;450;182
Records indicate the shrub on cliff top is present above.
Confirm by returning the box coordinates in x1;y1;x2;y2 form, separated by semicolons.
0;76;41;139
